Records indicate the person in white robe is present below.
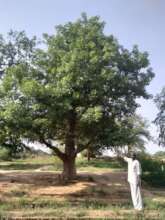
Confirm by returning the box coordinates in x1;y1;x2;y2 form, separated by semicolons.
123;152;143;211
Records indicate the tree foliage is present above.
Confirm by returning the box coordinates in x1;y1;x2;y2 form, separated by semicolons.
111;115;151;155
0;30;36;75
0;30;37;156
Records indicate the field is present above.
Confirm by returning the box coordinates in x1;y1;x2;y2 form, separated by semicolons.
0;156;164;219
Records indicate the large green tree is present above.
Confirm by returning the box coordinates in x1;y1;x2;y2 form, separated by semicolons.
0;14;154;179
154;87;165;146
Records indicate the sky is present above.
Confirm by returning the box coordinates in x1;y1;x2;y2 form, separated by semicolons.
0;0;165;154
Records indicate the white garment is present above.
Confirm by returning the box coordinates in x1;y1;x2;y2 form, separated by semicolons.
124;157;142;184
130;183;143;210
124;157;143;210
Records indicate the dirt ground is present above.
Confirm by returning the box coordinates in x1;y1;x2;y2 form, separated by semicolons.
0;170;164;219
0;170;157;200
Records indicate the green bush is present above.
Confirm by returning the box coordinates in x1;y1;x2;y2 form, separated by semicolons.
140;156;164;173
139;153;165;187
0;148;11;161
142;171;165;187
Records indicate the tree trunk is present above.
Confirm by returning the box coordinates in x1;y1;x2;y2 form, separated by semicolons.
87;147;91;162
62;156;76;180
62;109;77;181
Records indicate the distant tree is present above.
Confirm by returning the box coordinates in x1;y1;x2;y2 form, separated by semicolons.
81;145;103;161
0;14;154;180
0;30;37;156
154;87;165;147
154;151;165;159
0;30;36;74
112;115;151;155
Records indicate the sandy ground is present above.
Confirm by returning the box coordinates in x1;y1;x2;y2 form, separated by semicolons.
0;170;164;219
0;170;155;200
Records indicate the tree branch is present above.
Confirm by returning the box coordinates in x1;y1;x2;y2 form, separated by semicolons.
42;139;66;160
76;141;92;154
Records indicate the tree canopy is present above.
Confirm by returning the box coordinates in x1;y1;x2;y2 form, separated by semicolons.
0;30;37;156
0;14;154;179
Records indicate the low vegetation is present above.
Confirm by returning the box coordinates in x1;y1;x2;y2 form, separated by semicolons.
140;153;165;187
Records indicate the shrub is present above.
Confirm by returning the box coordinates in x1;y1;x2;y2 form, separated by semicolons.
142;171;165;187
138;153;165;187
0;148;11;161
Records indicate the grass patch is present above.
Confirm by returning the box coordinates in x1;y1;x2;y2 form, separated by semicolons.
0;163;49;170
76;157;125;172
144;197;165;210
0;197;69;211
0;192;164;219
0;155;63;171
0;156;124;172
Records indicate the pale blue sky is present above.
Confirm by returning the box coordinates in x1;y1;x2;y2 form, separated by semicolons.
0;0;165;153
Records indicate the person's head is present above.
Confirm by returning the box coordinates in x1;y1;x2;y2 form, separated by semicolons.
130;152;137;160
